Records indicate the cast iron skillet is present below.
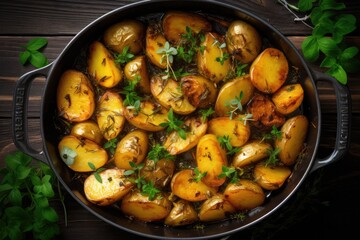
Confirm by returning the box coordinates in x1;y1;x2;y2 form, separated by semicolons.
12;0;351;239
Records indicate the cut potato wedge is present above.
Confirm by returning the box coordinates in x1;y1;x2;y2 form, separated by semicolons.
253;161;292;190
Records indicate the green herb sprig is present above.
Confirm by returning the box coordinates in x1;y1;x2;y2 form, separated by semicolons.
0;151;64;239
19;38;49;68
120;79;142;115
226;91;244;120
176;26;205;63
160;108;187;140
218;136;241;156
147;144;175;165
192;167;207;182
114;45;135;64
217;166;239;183
265;147;281;166
156;41;178;80
88;162;106;183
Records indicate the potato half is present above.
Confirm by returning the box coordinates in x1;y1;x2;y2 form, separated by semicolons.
253;161;292;190
272;83;304;115
70;120;103;145
232;140;272;168
164;200;198;227
198;194;236;222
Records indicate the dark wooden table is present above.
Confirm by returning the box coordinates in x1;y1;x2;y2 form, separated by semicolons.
1;0;360;239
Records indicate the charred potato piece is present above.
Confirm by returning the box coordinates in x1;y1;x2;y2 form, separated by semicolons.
275;115;309;166
151;75;196;115
215;74;254;117
207;117;250;147
272;83;304;115
121;190;172;222
232;140;272;168
253;162;292;190
103;19;145;55
164;200;198;227
58;135;107;172
96;91;125;140
141;158;175;189
88;41;123;88
123;99;169;132
198;194;236;222
250;47;289;94
171;169;218;202
114;130;149;170
70;120;103;145
224;179;265;210
145;25;168;69
247;93;285;128
84;168;134;206
57;69;95;122
196;134;227;187
180;75;217;108
197;32;232;83
124;55;151;94
162;11;212;44
225;20;262;64
163;116;208;155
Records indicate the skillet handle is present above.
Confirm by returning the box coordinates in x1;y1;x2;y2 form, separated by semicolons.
12;63;53;163
310;71;351;173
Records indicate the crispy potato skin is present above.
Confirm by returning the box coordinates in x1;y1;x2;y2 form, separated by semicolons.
181;75;217;108
232;140;272;168
272;83;304;115
124;55;151;94
199;194;236;222
164;200;198;226
70;120;103;145
145;25;168;69
254;162;292;190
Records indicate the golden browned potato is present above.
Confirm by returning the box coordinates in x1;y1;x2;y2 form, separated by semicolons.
162;11;212;44
275;115;309;166
171;169;218;202
121;190;172;222
141;158;175;189
96;91;126;140
124;55;151;94
197;32;232;83
164;200;198;226
57;69;95;122
198;194;236;222
180;74;218;108
163;116;208;155
145;25;168;69
207;117;250;147
150;75;196;115
223;179;265;210
247;93;285;128
58;135;108;172
232;140;272;168
70;120;103;145
253;161;292;190
103;19;145;55
196;134;227;187
114;130;149;170
123;99;169;132
214;74;254;116
87;41;123;88
84;168;134;206
272;83;304;115
250;47;289;94
225;20;262;64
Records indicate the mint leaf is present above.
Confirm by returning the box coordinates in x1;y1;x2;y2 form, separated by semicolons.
326;64;347;84
19;50;31;65
19;38;48;68
297;0;313;12
29;51;48;68
26;38;48;51
301;35;319;62
317;37;341;57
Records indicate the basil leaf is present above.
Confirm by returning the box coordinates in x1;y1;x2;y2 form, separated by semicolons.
341;47;359;60
26;37;48;51
320;56;336;68
319;0;345;11
297;0;313;12
29;51;48;68
326;64;347;84
318;37;341;57
19;50;31;65
301;36;319;62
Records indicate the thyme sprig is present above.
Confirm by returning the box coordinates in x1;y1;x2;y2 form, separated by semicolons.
159;108;187;140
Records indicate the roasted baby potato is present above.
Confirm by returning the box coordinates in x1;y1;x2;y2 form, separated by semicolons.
207;117;250;147
123;99;169;132
162;11;212;44
70;120;103;145
197;32;232;83
84;168;134;206
103;19;145;55
275;115;309;166
181;75;218;108
198;194;236;222
96;90;126;140
226;20;262;64
253;161;292;190
232;140;272;168
223;179;265;210
163;116;208;155
196;134;227;187
141;158;175;189
57;69;95;122
88;41;123;88
124;55;151;94
250;47;289;94
151;75;196;115
164;200;198;227
58;135;107;172
114;129;149;170
171;169;218;202
145;25;168;69
121;190;172;222
215;74;254;117
272;83;304;115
